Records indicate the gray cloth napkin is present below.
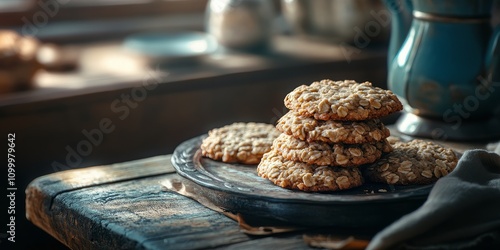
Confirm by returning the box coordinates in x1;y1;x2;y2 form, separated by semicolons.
367;149;500;250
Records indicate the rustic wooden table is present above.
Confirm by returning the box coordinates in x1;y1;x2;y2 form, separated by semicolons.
26;155;322;249
25;127;489;249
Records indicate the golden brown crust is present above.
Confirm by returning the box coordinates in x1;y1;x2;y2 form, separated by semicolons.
363;140;458;185
276;111;390;144
272;133;392;167
257;149;364;192
284;79;403;121
200;122;280;164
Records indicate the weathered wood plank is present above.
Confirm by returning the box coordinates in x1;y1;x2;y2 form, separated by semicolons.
26;154;262;250
27;154;173;196
25;155;174;248
39;175;254;249
25;154;332;249
140;227;252;250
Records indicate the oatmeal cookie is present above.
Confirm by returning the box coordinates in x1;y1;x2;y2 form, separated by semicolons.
200;122;280;164
272;133;392;167
363;139;458;185
276;111;390;144
284;79;403;121
257;149;364;192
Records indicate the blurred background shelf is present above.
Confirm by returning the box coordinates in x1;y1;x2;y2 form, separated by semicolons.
0;1;391;248
0;35;389;170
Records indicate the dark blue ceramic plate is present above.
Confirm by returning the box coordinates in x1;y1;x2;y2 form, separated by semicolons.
172;135;433;229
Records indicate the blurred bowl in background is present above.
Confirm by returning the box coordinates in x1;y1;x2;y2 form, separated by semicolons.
281;0;390;44
0;30;41;94
123;31;218;65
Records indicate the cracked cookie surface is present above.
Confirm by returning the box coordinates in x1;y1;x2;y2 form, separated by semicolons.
200;122;280;164
363;139;458;185
257;149;364;192
276;111;390;144
284;79;403;121
272;133;392;167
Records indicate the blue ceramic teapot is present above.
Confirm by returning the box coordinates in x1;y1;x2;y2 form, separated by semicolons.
384;0;500;138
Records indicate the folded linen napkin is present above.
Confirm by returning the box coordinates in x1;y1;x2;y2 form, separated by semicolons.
367;149;500;250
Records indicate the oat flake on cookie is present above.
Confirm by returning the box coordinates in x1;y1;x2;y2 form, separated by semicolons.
276;110;391;144
364;139;458;185
284;79;403;121
257;149;364;192
200;122;280;164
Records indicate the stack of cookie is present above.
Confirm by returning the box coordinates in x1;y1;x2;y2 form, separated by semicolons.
257;79;403;192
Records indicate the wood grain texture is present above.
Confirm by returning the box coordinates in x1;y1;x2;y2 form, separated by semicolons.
47;175;252;249
26;155;175;249
26;155;173;198
27;155;314;249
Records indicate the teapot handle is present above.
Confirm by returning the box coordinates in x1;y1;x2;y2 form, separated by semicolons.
485;26;500;82
383;0;413;69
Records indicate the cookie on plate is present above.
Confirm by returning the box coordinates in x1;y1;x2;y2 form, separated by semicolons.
363;139;458;185
284;79;403;121
257;149;364;192
272;133;392;167
276;111;390;144
200;122;281;164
